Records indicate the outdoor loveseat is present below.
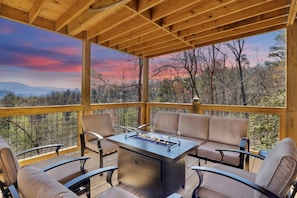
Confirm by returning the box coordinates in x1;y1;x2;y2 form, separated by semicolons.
140;112;249;169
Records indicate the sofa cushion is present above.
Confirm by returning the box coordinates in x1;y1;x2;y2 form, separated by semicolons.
154;112;179;134
255;138;297;198
0;138;19;186
18;165;78;198
197;142;240;166
208;117;248;146
178;113;210;141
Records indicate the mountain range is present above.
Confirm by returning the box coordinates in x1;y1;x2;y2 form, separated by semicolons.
0;82;74;98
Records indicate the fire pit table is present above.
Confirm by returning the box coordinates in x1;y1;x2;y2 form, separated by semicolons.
107;131;198;198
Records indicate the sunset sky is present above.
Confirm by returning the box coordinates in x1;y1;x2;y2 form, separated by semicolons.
0;18;283;89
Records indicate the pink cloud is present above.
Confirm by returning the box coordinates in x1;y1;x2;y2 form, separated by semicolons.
14;54;82;72
0;27;14;34
55;47;81;56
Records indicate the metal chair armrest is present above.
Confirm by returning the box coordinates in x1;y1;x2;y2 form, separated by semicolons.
8;185;20;198
16;144;64;157
191;166;280;198
84;131;104;140
215;148;265;160
41;156;90;172
64;166;118;191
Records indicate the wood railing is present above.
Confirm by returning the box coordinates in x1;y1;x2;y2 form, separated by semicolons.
0;102;286;165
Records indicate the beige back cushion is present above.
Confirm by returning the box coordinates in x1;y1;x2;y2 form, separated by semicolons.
154;112;179;134
0;138;19;186
178;113;210;140
255;138;297;198
208;116;248;146
18;165;78;198
82;114;115;141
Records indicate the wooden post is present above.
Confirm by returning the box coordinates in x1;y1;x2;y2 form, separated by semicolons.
286;22;297;142
142;57;149;127
81;31;91;115
142;57;149;103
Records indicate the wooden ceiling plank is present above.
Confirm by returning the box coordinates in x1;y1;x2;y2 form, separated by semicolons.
55;0;97;31
138;0;165;13
179;1;289;38
138;40;186;55
117;29;169;50
97;16;149;43
194;24;285;49
125;34;176;52
288;0;297;25
140;43;190;57
171;0;272;32
191;17;286;46
68;1;129;36
162;0;237;27
152;0;202;21
185;8;287;42
87;7;135;39
107;24;160;47
29;0;46;24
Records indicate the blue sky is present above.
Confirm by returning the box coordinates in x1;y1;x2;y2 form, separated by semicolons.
0;18;283;89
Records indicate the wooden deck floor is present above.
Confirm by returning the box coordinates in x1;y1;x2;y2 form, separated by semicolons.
79;151;262;198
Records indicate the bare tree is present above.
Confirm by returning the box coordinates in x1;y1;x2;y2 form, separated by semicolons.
226;39;249;105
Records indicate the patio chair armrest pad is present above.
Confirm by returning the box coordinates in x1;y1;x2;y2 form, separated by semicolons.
84;131;104;140
191;166;279;198
41;156;90;172
16;144;64;157
215;148;265;160
64;166;118;190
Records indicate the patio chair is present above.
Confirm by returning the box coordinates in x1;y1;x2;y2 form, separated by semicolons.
0;137;90;198
191;137;297;198
11;165;139;198
81;114;129;168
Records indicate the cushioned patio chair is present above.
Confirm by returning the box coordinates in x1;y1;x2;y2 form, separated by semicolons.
191;137;297;198
137;111;180;136
81;114;129;168
10;165;138;198
0;138;90;198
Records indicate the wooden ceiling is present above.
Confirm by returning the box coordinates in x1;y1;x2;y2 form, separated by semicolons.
1;0;297;58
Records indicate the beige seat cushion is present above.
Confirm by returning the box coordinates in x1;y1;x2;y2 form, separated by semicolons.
85;138;118;155
33;155;85;184
255;137;297;197
178;113;210;140
198;163;257;198
18;165;78;198
0;138;19;186
154;112;179;135
198;141;240;166
97;186;138;198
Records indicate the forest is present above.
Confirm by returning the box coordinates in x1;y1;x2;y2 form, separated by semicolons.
0;31;286;151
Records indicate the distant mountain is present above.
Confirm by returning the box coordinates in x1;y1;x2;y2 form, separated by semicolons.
0;82;74;98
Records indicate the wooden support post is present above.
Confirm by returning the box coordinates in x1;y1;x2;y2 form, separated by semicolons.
142;57;149;126
286;22;297;142
81;31;91;115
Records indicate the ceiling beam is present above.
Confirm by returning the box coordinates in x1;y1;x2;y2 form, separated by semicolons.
29;0;46;24
288;0;297;25
180;1;288;38
55;0;97;31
